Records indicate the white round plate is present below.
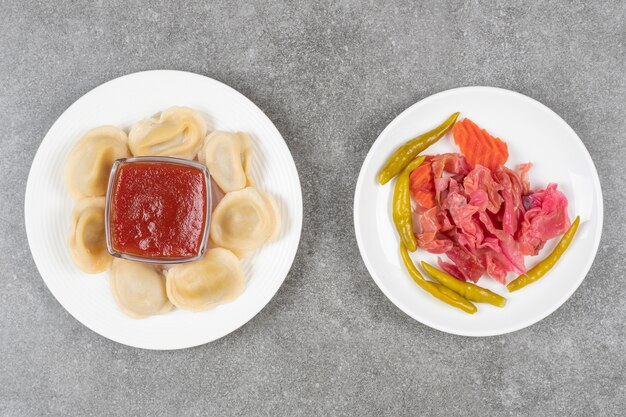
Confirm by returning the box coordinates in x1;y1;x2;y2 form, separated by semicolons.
354;86;603;336
25;70;303;349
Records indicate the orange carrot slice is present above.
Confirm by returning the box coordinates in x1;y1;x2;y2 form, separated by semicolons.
409;162;435;211
453;118;508;170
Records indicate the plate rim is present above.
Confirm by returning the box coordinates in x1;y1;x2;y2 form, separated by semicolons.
25;69;303;349
353;85;603;337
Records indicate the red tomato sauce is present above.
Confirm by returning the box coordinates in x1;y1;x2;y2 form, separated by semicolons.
110;162;207;259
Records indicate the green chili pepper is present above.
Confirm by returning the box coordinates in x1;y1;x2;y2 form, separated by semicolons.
400;243;477;314
432;283;477;310
507;216;580;293
393;156;425;252
421;262;506;307
377;112;459;185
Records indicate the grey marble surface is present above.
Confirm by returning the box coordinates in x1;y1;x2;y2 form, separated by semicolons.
1;1;625;416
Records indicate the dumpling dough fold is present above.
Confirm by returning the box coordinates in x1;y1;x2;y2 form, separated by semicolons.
64;126;129;199
209;187;280;257
128;107;207;159
68;197;111;274
110;259;172;319
198;131;252;192
166;248;244;311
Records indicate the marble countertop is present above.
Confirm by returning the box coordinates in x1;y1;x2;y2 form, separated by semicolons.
1;1;624;416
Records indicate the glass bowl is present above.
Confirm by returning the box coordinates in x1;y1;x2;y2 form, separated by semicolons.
104;156;212;264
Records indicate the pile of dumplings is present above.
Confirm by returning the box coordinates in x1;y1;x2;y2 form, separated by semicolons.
63;107;280;319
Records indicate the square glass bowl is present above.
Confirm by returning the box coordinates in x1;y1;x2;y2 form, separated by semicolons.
104;156;212;264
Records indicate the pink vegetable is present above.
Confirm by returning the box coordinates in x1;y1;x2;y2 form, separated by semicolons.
413;150;569;284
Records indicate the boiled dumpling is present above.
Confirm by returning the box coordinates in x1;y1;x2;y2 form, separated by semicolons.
209;187;280;257
128;107;207;159
109;259;172;318
68;197;111;274
166;248;244;311
198;131;252;192
64;126;129;199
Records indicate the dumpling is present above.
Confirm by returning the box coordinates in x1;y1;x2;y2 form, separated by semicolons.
109;258;172;319
64;126;129;199
166;248;244;311
209;187;280;257
198;131;252;192
68;197;111;274
128;107;207;159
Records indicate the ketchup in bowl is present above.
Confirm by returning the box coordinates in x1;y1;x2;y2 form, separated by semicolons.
105;157;211;263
